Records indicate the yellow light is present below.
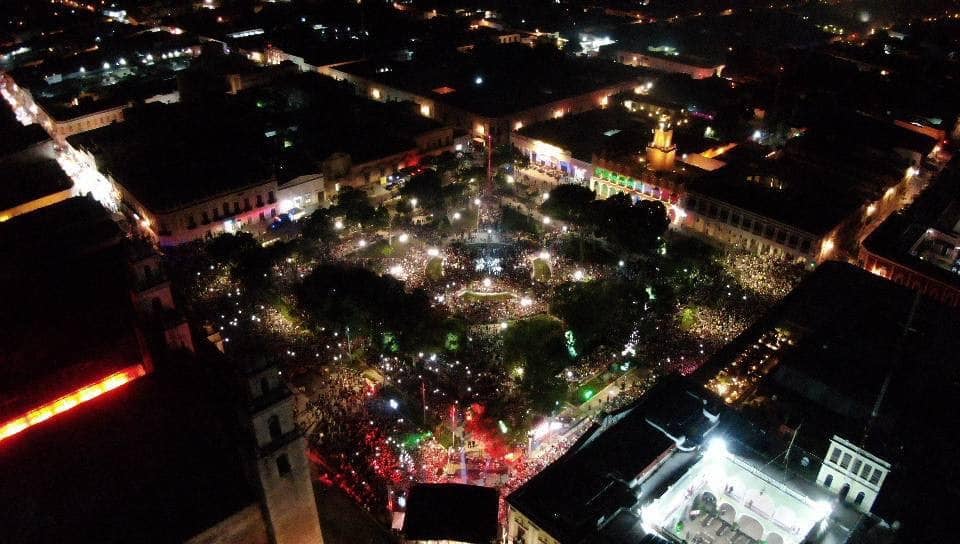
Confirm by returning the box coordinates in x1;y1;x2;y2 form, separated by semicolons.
419;104;430;117
514;121;523;130
371;88;381;100
0;364;147;444
866;203;877;216
553;109;564;119
475;124;485;135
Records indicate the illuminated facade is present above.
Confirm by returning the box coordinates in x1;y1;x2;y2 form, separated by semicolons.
816;436;890;513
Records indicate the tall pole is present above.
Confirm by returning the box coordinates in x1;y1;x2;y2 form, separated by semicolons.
486;133;494;197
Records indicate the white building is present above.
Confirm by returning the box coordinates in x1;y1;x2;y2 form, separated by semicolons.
816;436;891;513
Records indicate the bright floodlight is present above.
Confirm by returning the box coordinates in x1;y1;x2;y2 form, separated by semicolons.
539;250;550;260
358;239;367;247
389;398;399;410
482;277;492;287
812;500;833;520
452;212;462;220
427;247;440;257
410;198;418;207
334;219;344;230
473;198;482;206
573;270;584;281
398;233;409;243
706;436;728;458
475;76;483;85
506;174;515;184
542;216;551;225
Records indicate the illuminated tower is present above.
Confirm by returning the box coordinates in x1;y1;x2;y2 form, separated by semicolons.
646;120;676;172
243;359;324;544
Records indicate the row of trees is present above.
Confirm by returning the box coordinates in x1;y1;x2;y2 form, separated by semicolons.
541;185;670;253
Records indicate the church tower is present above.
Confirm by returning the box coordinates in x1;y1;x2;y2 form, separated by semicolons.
242;360;324;544
646;119;676;172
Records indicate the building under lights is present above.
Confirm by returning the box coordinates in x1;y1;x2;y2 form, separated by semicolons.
0;105;73;222
506;377;851;544
859;161;960;306
0;196;324;543
65;72;454;245
679;116;937;264
319;44;644;144
693;261;960;542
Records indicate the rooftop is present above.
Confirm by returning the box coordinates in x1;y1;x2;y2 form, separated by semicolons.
0;101;48;156
686;123;911;236
402;483;499;543
863;161;960;290
0;197;135;420
0;140;73;212
335;43;642;118
507;376;720;543
69;72;443;212
694;261;960;539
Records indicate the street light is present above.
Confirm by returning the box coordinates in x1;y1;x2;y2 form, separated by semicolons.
398;233;409;243
410;198;418;208
473;198;481;206
542;216;551;225
452;212;462;221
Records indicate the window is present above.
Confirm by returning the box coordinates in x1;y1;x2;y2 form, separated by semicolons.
854;492;865;506
233;202;240;214
223;202;230;216
244;197;251;211
268;191;276;203
276;454;292;476
719;209;729;223
824;474;833;488
776;230;787;243
752;222;762;235
268;414;282;440
852;459;862;475
788;234;799;248
256;194;264;207
869;468;882;485
861;463;873;479
763;225;775;239
800;239;811;253
829;448;841;464
840;453;852;469
201;211;210;224
731;213;741;226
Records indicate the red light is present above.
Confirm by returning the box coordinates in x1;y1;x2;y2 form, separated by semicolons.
0;364;147;443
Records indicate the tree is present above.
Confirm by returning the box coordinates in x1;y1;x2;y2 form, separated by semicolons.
502;316;569;411
298;264;441;352
332;187;378;226
301;208;334;242
551;277;676;355
541;184;596;222
400;170;444;212
590;195;669;254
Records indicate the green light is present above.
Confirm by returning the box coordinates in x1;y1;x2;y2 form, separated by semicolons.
582;389;594;401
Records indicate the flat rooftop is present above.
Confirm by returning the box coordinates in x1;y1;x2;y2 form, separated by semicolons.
402;483;499;543
0;197;137;421
0;141;73;212
336;43;642;118
69;72;442;212
863;163;960;290
507;376;719;543
686;131;906;236
694;262;960;540
0;102;48;156
516;106;708;163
